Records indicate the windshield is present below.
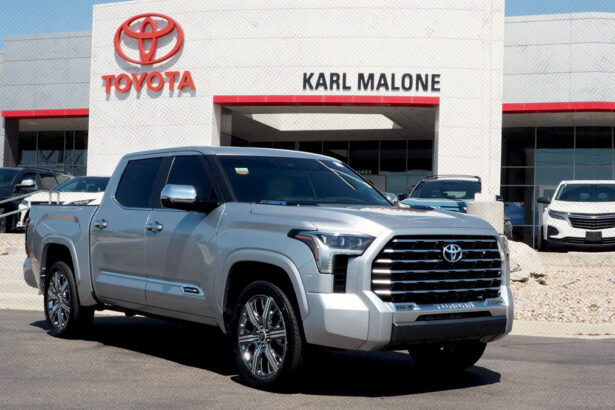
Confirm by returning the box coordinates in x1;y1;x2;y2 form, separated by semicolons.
218;155;391;206
0;169;18;187
555;183;615;202
52;177;109;193
411;180;481;200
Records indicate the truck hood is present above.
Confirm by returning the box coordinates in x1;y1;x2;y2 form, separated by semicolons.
402;197;468;212
249;204;495;237
549;200;615;214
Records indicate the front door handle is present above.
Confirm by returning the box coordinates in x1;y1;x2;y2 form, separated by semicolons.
145;222;163;232
93;219;108;229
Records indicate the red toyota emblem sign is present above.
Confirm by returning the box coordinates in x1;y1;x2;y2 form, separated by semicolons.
114;13;184;65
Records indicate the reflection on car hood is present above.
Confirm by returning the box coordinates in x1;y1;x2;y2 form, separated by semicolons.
549;200;615;214
249;203;495;237
402;198;468;211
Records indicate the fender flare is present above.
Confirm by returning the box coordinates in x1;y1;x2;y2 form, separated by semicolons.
219;248;310;323
39;235;97;306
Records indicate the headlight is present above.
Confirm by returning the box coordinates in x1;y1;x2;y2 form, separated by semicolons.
548;210;567;220
289;230;374;273
497;234;510;285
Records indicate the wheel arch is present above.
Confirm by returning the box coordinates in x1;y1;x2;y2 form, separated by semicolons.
220;250;309;334
39;236;97;306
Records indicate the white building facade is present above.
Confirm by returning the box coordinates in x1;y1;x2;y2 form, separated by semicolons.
2;2;614;246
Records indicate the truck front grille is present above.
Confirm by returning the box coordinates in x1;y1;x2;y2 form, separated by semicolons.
569;214;615;230
371;235;501;304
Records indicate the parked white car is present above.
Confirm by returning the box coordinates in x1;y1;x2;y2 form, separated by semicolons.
16;176;109;229
538;180;615;250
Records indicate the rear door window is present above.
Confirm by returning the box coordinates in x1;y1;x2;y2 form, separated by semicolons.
39;173;60;190
115;158;164;208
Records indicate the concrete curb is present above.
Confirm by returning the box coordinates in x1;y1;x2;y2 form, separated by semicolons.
511;320;615;339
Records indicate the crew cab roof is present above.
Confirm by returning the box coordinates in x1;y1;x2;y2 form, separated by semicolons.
122;146;334;161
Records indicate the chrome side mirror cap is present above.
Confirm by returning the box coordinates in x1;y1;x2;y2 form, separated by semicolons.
16;178;36;189
537;196;550;204
161;184;197;205
160;184;219;213
384;192;399;206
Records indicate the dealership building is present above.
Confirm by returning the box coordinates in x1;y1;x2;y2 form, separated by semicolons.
1;0;614;246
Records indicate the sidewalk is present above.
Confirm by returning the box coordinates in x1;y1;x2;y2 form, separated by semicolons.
511;320;615;339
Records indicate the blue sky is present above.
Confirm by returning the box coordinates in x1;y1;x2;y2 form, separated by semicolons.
1;0;615;50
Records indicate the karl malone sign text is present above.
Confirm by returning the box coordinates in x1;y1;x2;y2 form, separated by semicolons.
303;72;440;92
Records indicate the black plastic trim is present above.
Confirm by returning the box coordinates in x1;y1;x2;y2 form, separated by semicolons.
389;315;507;348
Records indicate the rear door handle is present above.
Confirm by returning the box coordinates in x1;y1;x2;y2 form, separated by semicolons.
145;222;163;232
93;219;108;229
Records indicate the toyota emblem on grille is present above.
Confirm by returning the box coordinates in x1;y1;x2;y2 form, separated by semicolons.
442;243;463;263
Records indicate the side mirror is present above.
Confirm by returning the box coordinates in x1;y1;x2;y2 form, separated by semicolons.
16;178;36;190
495;195;504;202
537;196;550;204
383;192;399;206
160;184;219;213
397;193;408;201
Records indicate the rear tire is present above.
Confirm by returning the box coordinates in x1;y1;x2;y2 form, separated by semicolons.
231;281;303;390
44;261;94;337
409;340;486;372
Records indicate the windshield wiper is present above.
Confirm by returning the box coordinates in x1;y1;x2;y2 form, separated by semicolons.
257;200;320;206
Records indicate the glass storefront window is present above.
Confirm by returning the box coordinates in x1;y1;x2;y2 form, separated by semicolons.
18;132;37;166
323;141;349;162
349;141;379;174
502;128;534;166
407;140;433;171
17;130;88;176
298;141;322;154
575;127;612;167
536;127;574;166
37;131;65;171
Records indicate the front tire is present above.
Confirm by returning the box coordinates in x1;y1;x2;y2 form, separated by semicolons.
44;261;94;337
231;281;303;390
409;340;486;371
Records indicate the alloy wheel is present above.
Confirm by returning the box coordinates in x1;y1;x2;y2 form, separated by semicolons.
46;270;71;330
237;294;287;379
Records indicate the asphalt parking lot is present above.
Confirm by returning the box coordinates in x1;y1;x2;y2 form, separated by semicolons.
0;309;613;409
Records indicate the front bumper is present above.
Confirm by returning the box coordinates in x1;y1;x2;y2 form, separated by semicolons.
544;217;615;250
303;287;513;351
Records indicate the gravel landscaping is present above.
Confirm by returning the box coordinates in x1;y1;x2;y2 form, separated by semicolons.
509;240;615;324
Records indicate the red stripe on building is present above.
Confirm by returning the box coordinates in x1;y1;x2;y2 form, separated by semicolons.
213;95;440;107
1;109;90;119
503;102;615;113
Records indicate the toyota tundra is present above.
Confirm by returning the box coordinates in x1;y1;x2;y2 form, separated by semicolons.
25;147;513;389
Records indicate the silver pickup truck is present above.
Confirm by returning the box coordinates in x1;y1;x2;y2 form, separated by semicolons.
25;146;513;389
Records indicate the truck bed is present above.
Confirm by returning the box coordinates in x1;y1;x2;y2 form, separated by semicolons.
27;204;99;303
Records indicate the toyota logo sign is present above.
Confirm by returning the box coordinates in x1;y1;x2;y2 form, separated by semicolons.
442;243;463;263
114;13;184;65
103;13;195;94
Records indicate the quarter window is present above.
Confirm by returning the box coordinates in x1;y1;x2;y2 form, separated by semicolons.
115;158;163;208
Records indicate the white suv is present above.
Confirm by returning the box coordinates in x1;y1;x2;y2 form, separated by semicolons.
538;180;615;250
